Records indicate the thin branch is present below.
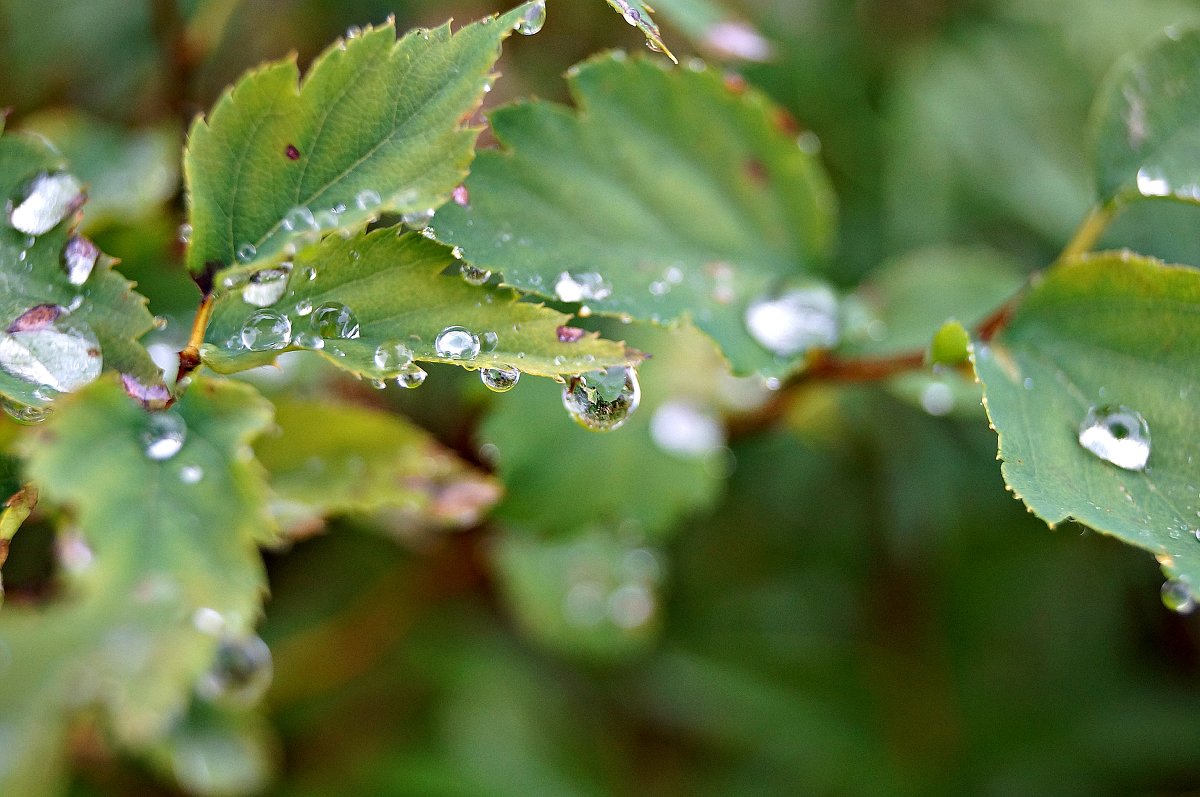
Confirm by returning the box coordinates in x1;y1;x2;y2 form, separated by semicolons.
177;293;214;384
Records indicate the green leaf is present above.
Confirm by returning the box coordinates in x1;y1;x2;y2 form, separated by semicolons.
481;322;726;539
254;398;501;535
202;230;636;379
1092;27;1200;205
974;252;1200;590
602;1;677;62
17;110;180;229
0;376;274;795
184;3;538;275
434;55;836;377
648;0;772;61
0;485;35;608
0;127;160;409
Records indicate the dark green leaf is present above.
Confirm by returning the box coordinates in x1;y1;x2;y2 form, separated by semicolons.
184;3;538;274
434;55;836;377
975;252;1200;590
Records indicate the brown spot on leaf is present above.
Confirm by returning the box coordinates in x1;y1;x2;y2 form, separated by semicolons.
285;144;301;160
773;108;800;137
744;158;768;185
556;325;585;343
7;304;62;333
723;71;748;94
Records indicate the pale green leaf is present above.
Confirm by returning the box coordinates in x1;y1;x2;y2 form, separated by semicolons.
0;127;160;409
184;3;538;275
255;398;501;535
434;55;836;377
0;377;274;795
202;230;636;379
1092;27;1200;205
974;252;1200;591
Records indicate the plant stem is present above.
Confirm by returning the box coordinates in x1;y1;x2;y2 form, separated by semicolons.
1057;201;1118;263
177;293;214;383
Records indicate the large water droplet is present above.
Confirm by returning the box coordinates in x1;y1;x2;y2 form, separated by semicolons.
143;412;187;461
1161;579;1195;614
196;635;273;705
308;303;360;339
0;311;102;393
650;400;724;458
240;264;291;307
239;310;292;351
481;365;520;392
281;206;316;233
435;326;480;359
374;341;414;374
460;263;491;286
514;0;546;34
62;236;99;285
8;172;83;235
554;271;612;303
1078;405;1150;471
562;366;641;431
744;284;839;357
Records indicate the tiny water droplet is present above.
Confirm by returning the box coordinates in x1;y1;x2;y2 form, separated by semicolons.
8;171;83;235
562;366;641;431
282;206;316;232
178;223;192;244
435;326;480;359
744;284;839;357
514;0;546;34
62;236;99;286
396;363;427;388
346;24;362;38
481;365;520;392
180;465;205;484
1078;405;1150;471
1161;579;1195;614
292;331;323;350
143;412;187;461
308;303;360;339
239;310;292;351
240;263;291;307
373;341;413;374
236;243;257;263
295;299;313;316
480;330;499;352
460;263;491;285
196;635;273;705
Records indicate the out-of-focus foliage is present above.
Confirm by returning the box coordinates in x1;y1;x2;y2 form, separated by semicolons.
1;1;1200;795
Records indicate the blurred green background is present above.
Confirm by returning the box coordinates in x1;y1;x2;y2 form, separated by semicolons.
4;0;1200;794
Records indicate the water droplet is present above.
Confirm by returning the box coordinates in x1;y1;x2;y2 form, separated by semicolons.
301;266;317;282
240;264;291;307
481;365;520;392
919;382;955;417
292;331;323;350
180;465;205;484
744;284;839;357
396;363;427;388
8;172;83;235
196;635;273;705
0;313;102;393
480;330;499;352
1078;405;1150;471
435;326;480;359
1136;168;1172;198
1161;579;1195;614
609;582;655;629
236;243;257;263
461;263;491;285
192;607;226;635
346;24;363;38
239;310;292;351
295;299;313;316
554;271;612;303
282;206;316;232
561;366;641;431
514;0;546;34
307;303;360;339
62;236;99;285
178;223;193;244
1;397;51;424
373;341;414;374
650;400;724;458
355;189;381;211
143;412;187;461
